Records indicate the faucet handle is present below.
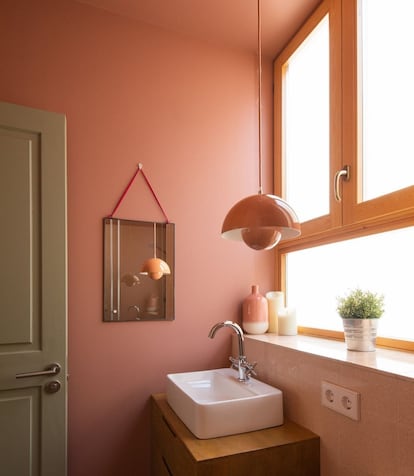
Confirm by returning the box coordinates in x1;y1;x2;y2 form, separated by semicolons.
244;361;257;378
229;356;239;370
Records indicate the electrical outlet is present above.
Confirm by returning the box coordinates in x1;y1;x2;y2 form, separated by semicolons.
321;381;360;421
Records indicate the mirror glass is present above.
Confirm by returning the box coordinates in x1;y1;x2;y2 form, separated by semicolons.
103;218;174;321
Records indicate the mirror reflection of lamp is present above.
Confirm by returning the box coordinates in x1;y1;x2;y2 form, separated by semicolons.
140;222;171;280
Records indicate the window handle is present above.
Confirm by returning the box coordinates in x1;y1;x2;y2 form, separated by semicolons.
334;165;350;201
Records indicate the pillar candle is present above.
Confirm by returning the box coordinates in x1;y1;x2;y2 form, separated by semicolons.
278;307;297;335
265;291;284;333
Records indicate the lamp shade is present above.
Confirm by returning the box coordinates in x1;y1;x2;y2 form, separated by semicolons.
221;194;301;250
140;258;171;280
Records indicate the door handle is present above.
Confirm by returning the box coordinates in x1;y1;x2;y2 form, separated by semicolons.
16;363;61;379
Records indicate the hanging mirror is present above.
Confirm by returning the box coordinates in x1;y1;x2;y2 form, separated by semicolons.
103;218;175;321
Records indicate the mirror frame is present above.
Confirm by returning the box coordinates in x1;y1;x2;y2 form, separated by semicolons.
103;218;175;322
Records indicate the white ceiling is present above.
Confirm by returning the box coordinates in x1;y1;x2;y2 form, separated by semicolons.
74;0;321;57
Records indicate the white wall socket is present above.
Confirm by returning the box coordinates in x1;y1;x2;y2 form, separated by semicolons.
321;381;360;421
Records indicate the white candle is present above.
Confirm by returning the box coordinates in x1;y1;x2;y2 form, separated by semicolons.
266;291;284;333
278;307;297;335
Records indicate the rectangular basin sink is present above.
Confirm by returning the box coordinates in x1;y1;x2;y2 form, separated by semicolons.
166;368;283;439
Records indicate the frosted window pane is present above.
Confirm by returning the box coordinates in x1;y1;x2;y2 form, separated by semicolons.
286;226;414;341
361;0;414;200
284;16;329;222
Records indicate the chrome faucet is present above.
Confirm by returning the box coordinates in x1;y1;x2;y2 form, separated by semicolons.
208;320;257;382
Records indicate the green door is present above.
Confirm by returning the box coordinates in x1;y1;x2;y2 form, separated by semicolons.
0;102;67;476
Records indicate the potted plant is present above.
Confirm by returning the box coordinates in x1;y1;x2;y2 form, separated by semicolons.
336;288;384;351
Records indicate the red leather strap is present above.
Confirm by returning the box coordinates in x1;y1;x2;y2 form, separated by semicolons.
108;164;169;222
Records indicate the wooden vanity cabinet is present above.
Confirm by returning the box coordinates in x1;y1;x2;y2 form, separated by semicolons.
151;394;320;476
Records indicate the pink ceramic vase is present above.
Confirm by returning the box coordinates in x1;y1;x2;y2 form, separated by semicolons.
242;285;269;334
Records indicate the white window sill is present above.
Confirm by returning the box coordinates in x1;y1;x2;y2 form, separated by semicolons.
245;334;414;382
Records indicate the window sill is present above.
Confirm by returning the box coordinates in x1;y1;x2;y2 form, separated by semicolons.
245;334;414;382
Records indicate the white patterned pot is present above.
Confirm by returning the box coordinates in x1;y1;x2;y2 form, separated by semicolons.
342;318;379;352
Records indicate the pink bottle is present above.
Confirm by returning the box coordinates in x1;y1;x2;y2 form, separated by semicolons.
242;285;269;334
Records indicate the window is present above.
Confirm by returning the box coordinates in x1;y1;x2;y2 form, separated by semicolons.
286;226;414;342
273;0;414;350
360;0;414;201
283;15;330;223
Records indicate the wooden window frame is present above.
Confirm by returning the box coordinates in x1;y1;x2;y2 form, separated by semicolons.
273;0;414;352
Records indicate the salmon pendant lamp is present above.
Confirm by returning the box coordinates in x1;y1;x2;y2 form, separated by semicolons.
221;0;300;250
140;222;171;280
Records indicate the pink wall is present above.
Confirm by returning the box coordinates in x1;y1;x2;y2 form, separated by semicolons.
1;1;275;474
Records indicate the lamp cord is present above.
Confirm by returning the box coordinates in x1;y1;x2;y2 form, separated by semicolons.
153;222;157;258
257;0;263;195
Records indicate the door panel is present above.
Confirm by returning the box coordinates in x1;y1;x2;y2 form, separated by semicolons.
0;130;40;347
0;102;67;476
0;388;41;476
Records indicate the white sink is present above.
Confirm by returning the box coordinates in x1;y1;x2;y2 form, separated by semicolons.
166;368;283;439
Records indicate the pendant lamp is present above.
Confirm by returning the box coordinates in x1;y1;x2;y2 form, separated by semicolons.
140;222;171;280
221;0;301;250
